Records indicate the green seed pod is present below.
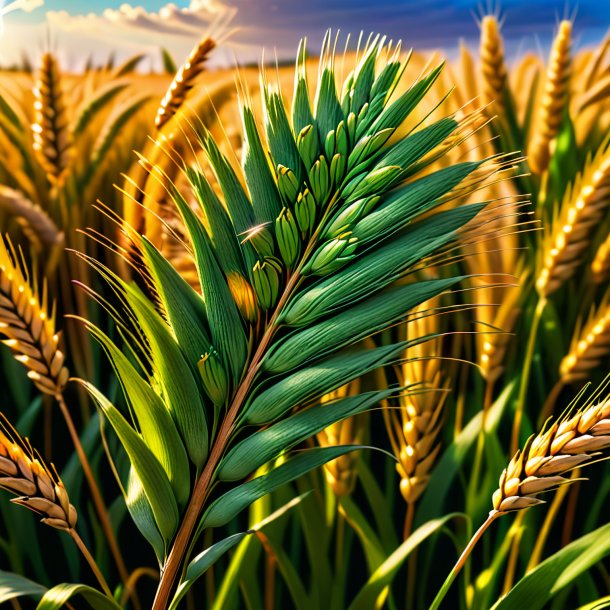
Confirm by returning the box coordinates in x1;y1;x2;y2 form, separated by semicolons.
295;188;317;237
275;207;300;267
198;350;228;407
346;111;357;143
324;129;336;160
322;195;379;239
277;165;300;204
302;233;358;276
309;156;330;205
335;121;349;157
343;165;402;201
330;153;346;187
246;224;275;257
252;258;282;309
296;124;318;170
349;128;394;170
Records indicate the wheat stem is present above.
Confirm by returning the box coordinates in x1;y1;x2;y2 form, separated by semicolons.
68;529;113;599
511;297;547;454
430;511;500;610
55;392;130;595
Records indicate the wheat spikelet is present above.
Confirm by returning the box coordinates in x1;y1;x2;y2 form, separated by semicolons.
0;186;64;254
492;394;610;513
155;37;216;130
32;52;73;185
317;381;363;496
385;306;447;504
0;236;69;395
527;20;572;174
560;295;610;383
480;15;508;115
0;416;77;530
536;141;610;296
592;232;610;282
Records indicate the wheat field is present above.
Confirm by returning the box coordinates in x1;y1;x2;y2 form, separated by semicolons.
0;18;609;610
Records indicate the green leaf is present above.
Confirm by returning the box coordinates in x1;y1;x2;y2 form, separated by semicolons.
348;514;466;610
173;187;249;385
125;468;165;562
140;236;213;366
282;203;483;326
73;83;129;136
84;321;190;506
203;447;368;528
0;570;46;604
492;522;610;610
265;277;463;373
112;53;145;76
169;533;250;610
161;47;177;74
81;381;179;542
241;104;283;225
219;389;393;481
245;342;407;424
36;584;121;610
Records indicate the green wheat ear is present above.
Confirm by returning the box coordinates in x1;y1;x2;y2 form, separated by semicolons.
77;30;507;608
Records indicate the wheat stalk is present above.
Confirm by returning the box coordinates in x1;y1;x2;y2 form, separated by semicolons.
480;15;508;115
0;235;68;395
536;140;610;296
560;294;610;383
155;37;216;130
317;381;363;497
492;394;610;512
32;52;73;185
0;416;76;530
527;20;572;174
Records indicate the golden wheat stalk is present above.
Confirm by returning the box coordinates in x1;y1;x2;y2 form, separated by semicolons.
536;141;610;296
32;52;73;185
0;235;68;395
0;186;64;254
527;20;572;174
0;416;76;530
492;394;610;512
155;37;216;129
317;381;363;496
560;294;610;383
480;15;508;115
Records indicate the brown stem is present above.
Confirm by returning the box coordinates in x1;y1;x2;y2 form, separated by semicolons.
55;392;131;596
502;511;526;594
69;529;113;599
119;568;159;608
151;271;302;610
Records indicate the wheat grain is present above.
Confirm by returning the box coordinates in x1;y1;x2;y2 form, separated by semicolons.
317;381;363;496
385;307;447;505
592;232;610;282
527;20;572;174
492;395;610;512
536;141;610;296
32;52;73;185
480;15;508;116
155;37;216;130
0;235;69;395
0;416;77;530
560;295;610;383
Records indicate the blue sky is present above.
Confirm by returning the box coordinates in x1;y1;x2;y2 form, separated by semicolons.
0;0;608;69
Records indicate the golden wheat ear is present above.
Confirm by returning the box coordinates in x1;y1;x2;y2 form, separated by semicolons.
480;15;509;117
155;37;216;130
493;391;610;513
527;20;572;174
0;235;69;395
0;416;76;530
32;52;73;185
